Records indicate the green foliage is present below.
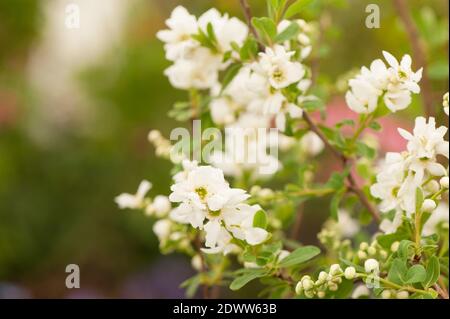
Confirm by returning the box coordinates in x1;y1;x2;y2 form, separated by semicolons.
278;246;320;268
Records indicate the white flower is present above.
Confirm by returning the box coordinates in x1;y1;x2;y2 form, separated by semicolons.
364;258;379;273
300;132;325;156
169;165;231;227
382;51;422;94
115;180;151;209
169;164;269;253
345;77;381;114
153;219;173;242
345;51;421;114
443;92;449;116
164;47;222;90
398;117;449;182
370;152;408;213
379;211;404;234
156;6;198;61
256;45;305;89
198;8;248;53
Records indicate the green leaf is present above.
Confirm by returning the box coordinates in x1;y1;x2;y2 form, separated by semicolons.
239;37;259;61
423;256;440;288
275;22;300;43
230;269;268;291
220;63;242;93
397;240;414;260
356;142;376;159
368;121;382;131
284;0;313;19
278;245;320;268
387;258;408;285
251;17;277;43
180;274;201;298
405;265;427;284
253;210;268;229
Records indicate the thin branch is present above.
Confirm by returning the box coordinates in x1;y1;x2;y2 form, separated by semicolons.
302;112;381;223
194;234;210;299
239;0;265;50
393;0;435;118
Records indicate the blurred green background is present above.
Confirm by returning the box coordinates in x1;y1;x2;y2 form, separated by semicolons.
0;0;448;298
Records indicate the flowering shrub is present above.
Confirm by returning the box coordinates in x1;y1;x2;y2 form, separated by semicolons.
116;1;449;299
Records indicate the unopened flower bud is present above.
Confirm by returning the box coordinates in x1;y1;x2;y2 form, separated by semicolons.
344;267;356;280
381;290;391;299
358;250;368;260
328;283;338;291
367;246;377;256
364;259;379;273
191;255;203;271
422;199;437;212
391;241;400;252
329;264;342;275
318;271;328;282
317;291;326;298
440;176;449;189
396;291;409;299
359;242;369;251
295;281;303;295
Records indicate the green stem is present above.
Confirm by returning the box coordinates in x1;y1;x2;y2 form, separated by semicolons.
357;273;431;295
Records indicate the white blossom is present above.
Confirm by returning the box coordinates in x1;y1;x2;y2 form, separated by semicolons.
115;180;151;209
300;132;325;156
345;51;421;114
398;117;449;183
156;6;198;61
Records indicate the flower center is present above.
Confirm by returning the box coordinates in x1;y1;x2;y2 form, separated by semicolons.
195;187;208;200
272;68;285;82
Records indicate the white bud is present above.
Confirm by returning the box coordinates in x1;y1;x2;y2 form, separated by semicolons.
440;176;449;189
364;259;379;273
318;271;328;282
390;241;400;253
191;255;203;271
359;242;369;251
317;291;326;298
357;250;368;260
425;180;440;193
396;291;409;299
152;195;171;216
295;281;303;295
381;290;391;299
148;130;161;142
301;277;314;291
277;250;290;262
304;290;315;298
328;283;338;291
422;199;437;212
367;246;377;256
329;264;342;275
344;267;356;280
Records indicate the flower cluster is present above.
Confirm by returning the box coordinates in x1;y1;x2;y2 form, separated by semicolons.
116;1;449;300
295;264;357;298
370;109;449;233
157;6;248;90
345;51;422;114
169;160;269;254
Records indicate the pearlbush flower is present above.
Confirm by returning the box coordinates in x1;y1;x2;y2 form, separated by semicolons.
345;51;422;114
